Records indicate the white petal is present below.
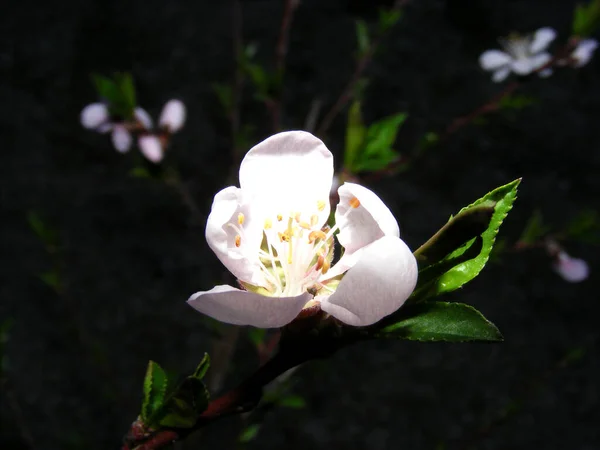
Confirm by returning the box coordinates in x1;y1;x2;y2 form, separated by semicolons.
97;123;113;134
205;186;266;286
159;99;187;132
511;58;536;75
239;131;333;222
479;50;512;70
573;39;598;68
188;285;311;328
80;103;109;129
530;51;552;71
111;125;132;153
553;252;589;283
320;236;418;326
134;107;153;130
538;68;553;78
138;135;163;163
492;67;511;82
529;27;557;54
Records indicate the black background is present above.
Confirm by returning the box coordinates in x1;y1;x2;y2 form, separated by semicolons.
1;0;599;449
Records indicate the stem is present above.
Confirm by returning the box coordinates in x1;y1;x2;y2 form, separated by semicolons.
315;0;408;137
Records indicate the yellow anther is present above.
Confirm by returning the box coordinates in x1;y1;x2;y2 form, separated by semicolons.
310;214;318;226
278;231;290;242
277;214;283;222
264;218;272;229
349;196;361;208
237;212;245;225
317;200;326;212
299;221;312;230
294;212;301;223
321;259;330;274
308;230;327;244
315;255;324;271
235;235;241;247
307;283;322;296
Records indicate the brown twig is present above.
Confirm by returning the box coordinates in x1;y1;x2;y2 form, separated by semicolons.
315;0;408;137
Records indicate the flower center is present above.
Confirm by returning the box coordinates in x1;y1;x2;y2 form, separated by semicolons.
231;196;361;297
501;34;532;60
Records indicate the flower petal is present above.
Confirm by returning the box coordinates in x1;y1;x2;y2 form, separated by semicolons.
479;50;512;70
492;67;511;82
159;99;187;132
205;186;266;286
573;38;598;68
188;285;311;328
111;125;132;153
134;107;153;130
138;135;164;163
239;131;333;223
529;27;557;54
320;235;418;326
553;251;589;283
80;103;109;129
511;58;536;75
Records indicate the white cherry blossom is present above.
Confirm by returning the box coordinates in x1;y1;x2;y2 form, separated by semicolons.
159;99;187;133
571;38;598;68
553;251;589;283
188;131;418;328
479;27;557;82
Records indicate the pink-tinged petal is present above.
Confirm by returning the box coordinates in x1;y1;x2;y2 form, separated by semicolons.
134;107;153;130
80;103;109;129
529;27;557;54
188;285;311;328
553;251;589;283
573;39;598;68
479;50;511;70
320;236;418;326
492;67;511;82
159;99;186;132
206;186;266;286
111;125;132;153
239;131;333;223
138;135;163;163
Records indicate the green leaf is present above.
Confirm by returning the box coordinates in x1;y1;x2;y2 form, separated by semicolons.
91;72;137;119
27;210;58;248
563;209;600;244
498;94;536;111
141;361;169;423
412;179;520;301
239;424;261;443
376;302;503;342
212;82;233;114
573;0;600;36
378;8;403;32
40;270;62;292
116;73;137;113
518;210;549;245
191;353;210;380
355;20;370;56
278;394;306;409
129;166;152;179
344;100;367;170
353;113;407;172
247;328;267;348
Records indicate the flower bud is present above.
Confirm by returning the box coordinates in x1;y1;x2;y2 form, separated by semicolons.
134;107;153;130
111;125;132;153
553;251;589;283
80;103;109;130
159;99;186;133
138;135;164;163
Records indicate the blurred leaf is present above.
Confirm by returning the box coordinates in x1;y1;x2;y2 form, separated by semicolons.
27;210;58;248
129;166;152;179
278;394;306;409
239;424;261;443
91;72;136;119
191;353;210;380
0;319;13;376
417;131;439;153
375;302;503;342
247;328;267;348
378;7;403;32
212;83;233;114
573;0;600;36
40;270;62;292
141;361;169;423
116;73;137;114
355;20;370;56
245;63;271;98
498;94;536;110
411;179;520;301
518;210;549;245
344;100;367;170
563;209;600;243
352;113;407;172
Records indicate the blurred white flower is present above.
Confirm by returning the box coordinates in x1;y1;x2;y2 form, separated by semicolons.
134;107;153;130
111;125;132;153
479;27;556;82
80;103;109;129
159;100;186;133
188;131;418;328
553;251;589;283
571;38;598;68
138;135;164;163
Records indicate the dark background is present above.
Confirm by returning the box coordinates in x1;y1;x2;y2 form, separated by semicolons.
1;0;599;449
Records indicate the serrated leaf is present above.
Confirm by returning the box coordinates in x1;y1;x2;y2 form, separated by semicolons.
412;179;520;301
375;302;503;342
344;100;366;170
573;0;600;36
353;113;407;172
142;361;169;423
157;377;209;428
239;424;261;443
355;20;370;56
